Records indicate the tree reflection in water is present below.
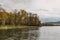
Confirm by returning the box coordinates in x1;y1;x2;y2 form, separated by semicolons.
0;28;39;40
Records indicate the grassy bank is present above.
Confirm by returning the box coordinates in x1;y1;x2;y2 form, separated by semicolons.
0;25;40;30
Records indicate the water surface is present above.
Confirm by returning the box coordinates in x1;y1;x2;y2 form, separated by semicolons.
39;26;60;40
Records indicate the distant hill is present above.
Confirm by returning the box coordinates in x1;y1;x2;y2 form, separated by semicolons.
42;21;60;26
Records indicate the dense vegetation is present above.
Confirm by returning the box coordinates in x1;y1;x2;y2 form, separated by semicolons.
0;8;41;26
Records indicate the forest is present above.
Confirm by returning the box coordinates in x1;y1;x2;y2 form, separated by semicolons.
0;7;41;26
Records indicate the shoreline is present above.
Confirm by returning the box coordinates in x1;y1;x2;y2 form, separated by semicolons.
0;25;40;30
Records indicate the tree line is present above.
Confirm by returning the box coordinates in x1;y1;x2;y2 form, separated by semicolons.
0;8;41;26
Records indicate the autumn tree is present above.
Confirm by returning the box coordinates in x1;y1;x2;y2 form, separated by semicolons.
0;10;8;25
20;9;28;25
9;12;15;25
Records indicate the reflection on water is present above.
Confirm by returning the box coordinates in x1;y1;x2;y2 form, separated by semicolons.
39;26;60;40
1;26;60;40
0;28;39;40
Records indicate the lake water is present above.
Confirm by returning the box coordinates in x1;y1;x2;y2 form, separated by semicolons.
1;26;60;40
38;26;60;40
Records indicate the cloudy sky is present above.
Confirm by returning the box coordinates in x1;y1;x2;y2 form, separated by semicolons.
0;0;60;22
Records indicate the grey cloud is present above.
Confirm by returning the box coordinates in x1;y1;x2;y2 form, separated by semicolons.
0;0;60;22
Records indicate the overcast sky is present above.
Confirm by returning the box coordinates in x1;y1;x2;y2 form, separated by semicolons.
0;0;60;22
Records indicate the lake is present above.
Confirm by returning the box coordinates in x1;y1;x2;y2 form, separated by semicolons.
38;26;60;40
1;26;60;40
